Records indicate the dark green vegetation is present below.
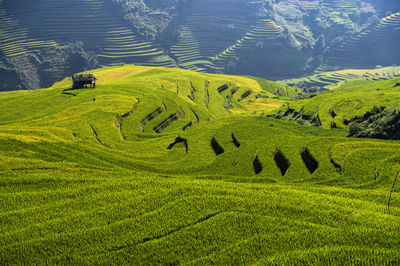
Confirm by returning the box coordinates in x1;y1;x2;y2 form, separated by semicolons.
348;106;400;140
1;0;399;90
1;65;400;264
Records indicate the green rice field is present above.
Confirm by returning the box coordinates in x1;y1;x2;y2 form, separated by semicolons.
1;65;400;264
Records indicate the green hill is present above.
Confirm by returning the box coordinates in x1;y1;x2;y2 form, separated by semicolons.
274;76;400;129
1;65;400;264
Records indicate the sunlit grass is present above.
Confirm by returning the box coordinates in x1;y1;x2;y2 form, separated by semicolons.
1;65;400;264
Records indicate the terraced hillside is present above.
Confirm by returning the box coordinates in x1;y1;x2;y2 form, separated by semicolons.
274;76;400;131
171;18;283;73
3;0;399;90
1;0;174;67
0;4;56;58
1;65;400;263
283;66;400;90
212;19;282;69
169;1;283;73
322;0;358;9
321;11;400;71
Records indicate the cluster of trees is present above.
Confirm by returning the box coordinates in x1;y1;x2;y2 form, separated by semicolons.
348;106;400;140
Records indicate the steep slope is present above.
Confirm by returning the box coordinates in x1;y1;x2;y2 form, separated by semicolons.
321;11;400;71
0;0;175;90
1;0;399;90
2;0;173;66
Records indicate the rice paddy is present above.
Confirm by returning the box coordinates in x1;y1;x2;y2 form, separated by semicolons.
283;66;400;90
1;65;400;263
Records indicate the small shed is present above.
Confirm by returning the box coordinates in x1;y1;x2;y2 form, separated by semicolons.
72;74;96;89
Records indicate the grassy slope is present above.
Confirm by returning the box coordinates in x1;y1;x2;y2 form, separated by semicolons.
1;65;400;264
277;77;400;129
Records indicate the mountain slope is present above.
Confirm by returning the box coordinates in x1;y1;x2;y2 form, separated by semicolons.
282;66;400;90
1;0;399;90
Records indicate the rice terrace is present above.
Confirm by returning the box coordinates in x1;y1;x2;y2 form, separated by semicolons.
1;0;400;265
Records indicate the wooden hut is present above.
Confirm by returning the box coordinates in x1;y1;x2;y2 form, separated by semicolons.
72;74;96;89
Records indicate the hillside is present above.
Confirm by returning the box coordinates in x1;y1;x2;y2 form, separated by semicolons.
1;65;400;264
273;76;400;129
1;0;399;90
282;66;400;90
